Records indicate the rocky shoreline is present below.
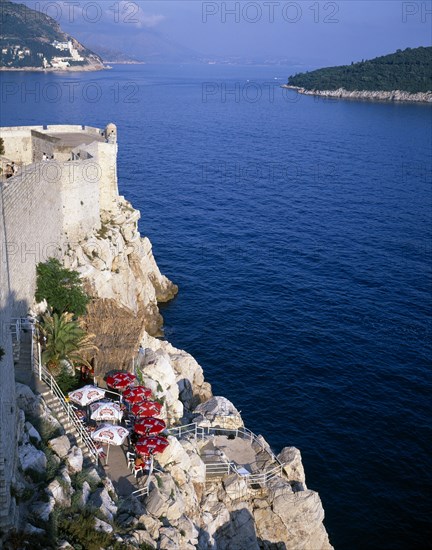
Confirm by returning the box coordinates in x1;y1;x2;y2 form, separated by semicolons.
282;85;432;103
0;65;107;73
9;186;333;548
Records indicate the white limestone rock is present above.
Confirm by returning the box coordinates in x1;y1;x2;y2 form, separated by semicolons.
25;421;42;444
138;514;162;539
137;349;184;423
159;527;182;550
15;383;41;416
254;479;333;550
48;435;71;459
145;486;170;518
158;436;190;470
132;530;156;548
166;491;185;522
47;478;71;507
194;396;243;429
80;481;91;507
94;518;113;534
117;494;146;519
288;85;432;103
198;503;231;549
30;498;55;522
176;515;199;546
19;443;47;474
88;488;118;521
187;452;206;484
65;202;177;322
102;475;117;497
277;446;307;489
66;445;83;474
85;466;101;485
223;473;248;501
142;334;212;411
215;505;259;550
17;409;26;444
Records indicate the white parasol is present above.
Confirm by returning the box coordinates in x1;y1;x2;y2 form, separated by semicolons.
91;424;129;464
68;385;105;407
90;402;124;423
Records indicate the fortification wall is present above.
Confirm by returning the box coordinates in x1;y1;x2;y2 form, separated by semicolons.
0;124;116;528
0;128;33;166
60;160;101;240
0;189;18;529
1;164;64;308
30;130;59;162
82;141;118;211
0;125;103;166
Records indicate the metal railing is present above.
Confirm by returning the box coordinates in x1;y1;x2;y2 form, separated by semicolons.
204;461;232;478
9;317;34;342
37;359;100;463
27;326;100;464
166;421;286;490
131;486;149;498
166;422;281;466
166;422;199;439
242;463;285;487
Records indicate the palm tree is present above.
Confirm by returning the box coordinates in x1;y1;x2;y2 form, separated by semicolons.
38;311;98;374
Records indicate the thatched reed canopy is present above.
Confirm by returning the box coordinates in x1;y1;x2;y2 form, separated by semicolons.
82;298;146;380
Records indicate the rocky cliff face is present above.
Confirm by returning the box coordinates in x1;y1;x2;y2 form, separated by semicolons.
61;196;178;376
35;193;333;548
283;85;432;103
64;196;177;324
12;382;332;549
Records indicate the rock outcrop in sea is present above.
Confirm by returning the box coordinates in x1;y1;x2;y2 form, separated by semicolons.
283;85;432;103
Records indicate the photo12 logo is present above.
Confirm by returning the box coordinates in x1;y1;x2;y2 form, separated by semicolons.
401;2;432;22
0;1;141;25
202;81;337;104
1;81;140;104
202;1;340;24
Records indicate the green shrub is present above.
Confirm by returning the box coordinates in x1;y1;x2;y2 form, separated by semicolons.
57;509;114;550
35;258;89;316
26;468;46;484
55;364;80;394
155;475;163;489
41;445;61;483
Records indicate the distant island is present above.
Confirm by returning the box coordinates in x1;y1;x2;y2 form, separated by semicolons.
285;47;432;103
0;0;104;71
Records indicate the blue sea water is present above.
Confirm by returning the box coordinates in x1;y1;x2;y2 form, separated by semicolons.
1;65;431;549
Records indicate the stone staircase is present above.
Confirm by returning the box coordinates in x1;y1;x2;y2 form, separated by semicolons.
14;330;33;387
39;388;96;466
12;324;98;466
0;455;10;528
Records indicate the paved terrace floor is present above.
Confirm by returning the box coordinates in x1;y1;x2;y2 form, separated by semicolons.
46;132;105;146
213;435;256;468
102;444;148;498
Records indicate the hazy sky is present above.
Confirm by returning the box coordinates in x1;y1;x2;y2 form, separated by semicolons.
20;0;432;66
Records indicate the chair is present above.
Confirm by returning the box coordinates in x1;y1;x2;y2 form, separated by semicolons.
126;451;136;471
134;465;144;479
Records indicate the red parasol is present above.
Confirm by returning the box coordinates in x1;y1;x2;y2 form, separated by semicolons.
135;435;169;456
131;400;163;417
122;386;152;403
106;372;136;390
134;417;166;436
